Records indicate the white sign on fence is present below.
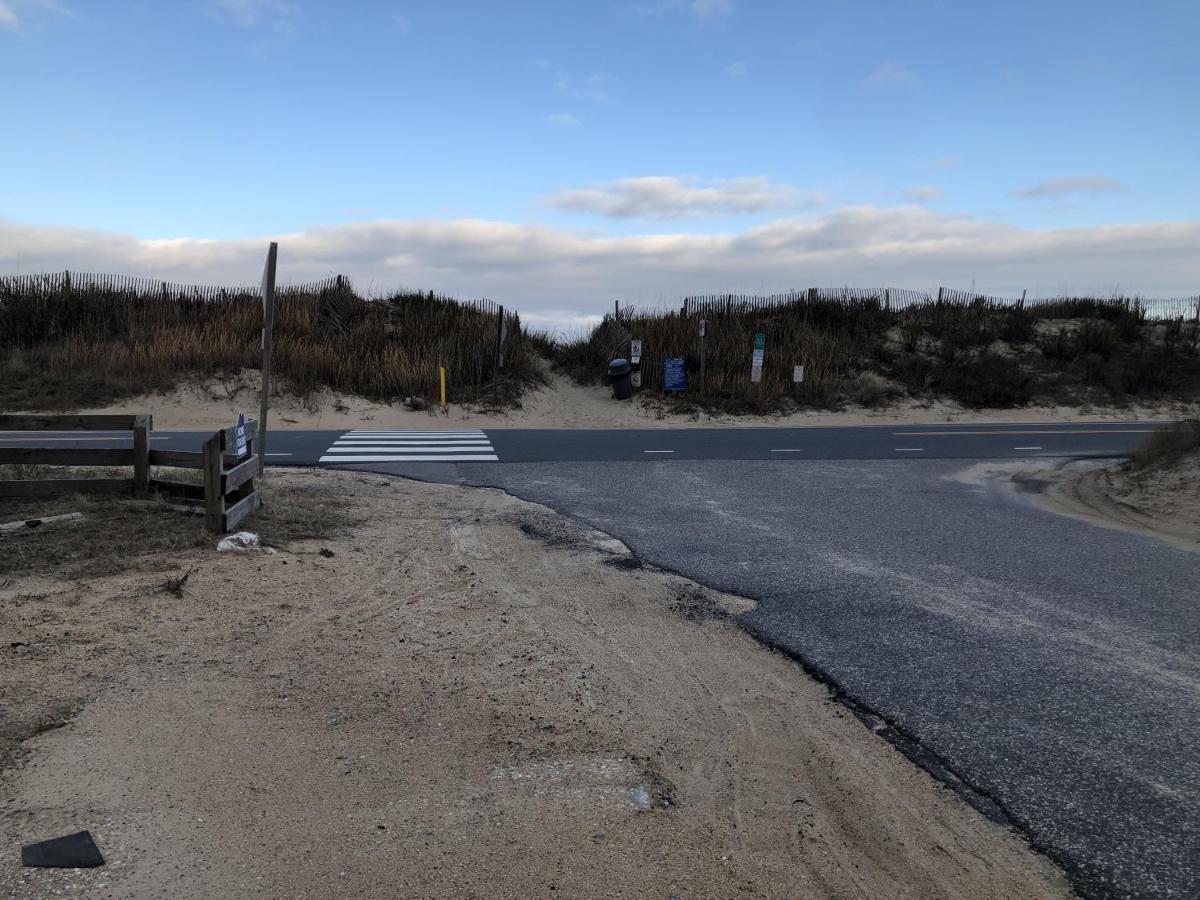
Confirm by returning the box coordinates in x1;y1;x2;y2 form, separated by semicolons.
793;365;804;383
630;339;642;363
699;319;707;337
234;412;248;457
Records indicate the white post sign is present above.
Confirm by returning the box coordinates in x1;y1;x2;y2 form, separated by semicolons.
793;365;805;384
630;339;642;363
699;319;707;337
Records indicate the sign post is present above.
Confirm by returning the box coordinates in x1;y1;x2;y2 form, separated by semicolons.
629;339;643;389
699;319;707;394
750;332;765;384
257;242;277;478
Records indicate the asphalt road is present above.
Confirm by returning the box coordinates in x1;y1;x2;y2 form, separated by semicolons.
363;456;1197;900
0;420;1164;463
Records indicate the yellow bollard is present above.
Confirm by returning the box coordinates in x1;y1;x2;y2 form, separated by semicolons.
439;366;447;408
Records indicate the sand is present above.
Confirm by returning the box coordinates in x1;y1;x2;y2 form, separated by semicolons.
1030;454;1200;553
32;369;1197;431
0;469;1069;898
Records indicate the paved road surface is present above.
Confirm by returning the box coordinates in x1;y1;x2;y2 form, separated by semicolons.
0;420;1163;463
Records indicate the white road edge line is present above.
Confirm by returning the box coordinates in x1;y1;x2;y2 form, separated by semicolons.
644;450;675;454
770;449;803;453
1013;446;1043;451
894;448;925;452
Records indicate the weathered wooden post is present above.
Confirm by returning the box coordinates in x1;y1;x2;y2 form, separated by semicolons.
202;432;224;533
257;242;277;478
132;414;151;498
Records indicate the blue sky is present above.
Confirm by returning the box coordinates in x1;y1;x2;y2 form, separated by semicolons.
2;0;1198;326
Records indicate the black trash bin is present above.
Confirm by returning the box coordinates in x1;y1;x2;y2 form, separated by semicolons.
608;358;634;400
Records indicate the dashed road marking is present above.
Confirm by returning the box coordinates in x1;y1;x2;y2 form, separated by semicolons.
894;448;925;452
1013;446;1043;451
644;450;675;454
771;449;804;453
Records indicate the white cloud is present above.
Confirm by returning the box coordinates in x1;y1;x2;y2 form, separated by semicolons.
392;13;410;33
546;113;582;128
542;65;615;104
722;60;747;77
863;61;917;87
691;0;735;17
903;185;943;203
550;176;804;219
0;0;74;27
205;0;295;28
1012;176;1127;199
634;0;735;19
3;209;1197;333
932;156;959;170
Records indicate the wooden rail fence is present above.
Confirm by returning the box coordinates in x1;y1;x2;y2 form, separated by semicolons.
0;415;261;533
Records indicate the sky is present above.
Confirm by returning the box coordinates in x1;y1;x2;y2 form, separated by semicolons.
1;0;1198;332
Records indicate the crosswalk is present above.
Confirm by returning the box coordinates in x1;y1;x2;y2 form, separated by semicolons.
318;430;499;463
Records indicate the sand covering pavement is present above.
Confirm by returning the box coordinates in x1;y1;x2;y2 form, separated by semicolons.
0;469;1069;898
1033;453;1200;553
37;368;1197;431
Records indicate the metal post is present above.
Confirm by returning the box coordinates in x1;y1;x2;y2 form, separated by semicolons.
439;366;447;408
257;242;277;478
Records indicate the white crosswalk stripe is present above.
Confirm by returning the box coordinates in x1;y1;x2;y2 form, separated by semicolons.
319;430;498;463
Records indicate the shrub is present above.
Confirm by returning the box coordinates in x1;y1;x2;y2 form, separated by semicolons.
1131;420;1200;470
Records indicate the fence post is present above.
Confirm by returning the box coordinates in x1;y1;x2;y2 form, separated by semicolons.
202;432;224;533
132;415;151;498
257;242;277;478
494;306;506;378
937;287;944;304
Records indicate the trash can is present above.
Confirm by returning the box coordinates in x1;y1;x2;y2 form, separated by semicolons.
608;358;634;400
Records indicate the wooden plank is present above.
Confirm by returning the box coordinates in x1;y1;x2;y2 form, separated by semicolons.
149;479;206;500
222;455;258;495
0;447;135;466
149;449;205;469
133;414;151;498
202;433;224;533
0;414;138;431
0;512;85;534
222;490;262;532
0;478;134;498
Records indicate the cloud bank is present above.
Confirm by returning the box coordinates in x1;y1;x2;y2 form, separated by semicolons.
3;209;1197;333
1012;176;1127;199
549;176;808;219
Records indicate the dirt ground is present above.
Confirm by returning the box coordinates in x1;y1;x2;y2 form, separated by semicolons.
33;368;1196;431
0;470;1069;898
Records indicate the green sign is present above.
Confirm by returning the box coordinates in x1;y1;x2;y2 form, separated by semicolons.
753;332;766;351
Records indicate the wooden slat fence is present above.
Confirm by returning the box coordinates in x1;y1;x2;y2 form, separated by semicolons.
643;287;1200;321
0;414;261;533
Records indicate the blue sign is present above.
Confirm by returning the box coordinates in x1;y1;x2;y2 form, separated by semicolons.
663;357;687;393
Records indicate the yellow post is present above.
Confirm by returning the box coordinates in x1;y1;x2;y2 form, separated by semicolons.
439;366;447;408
